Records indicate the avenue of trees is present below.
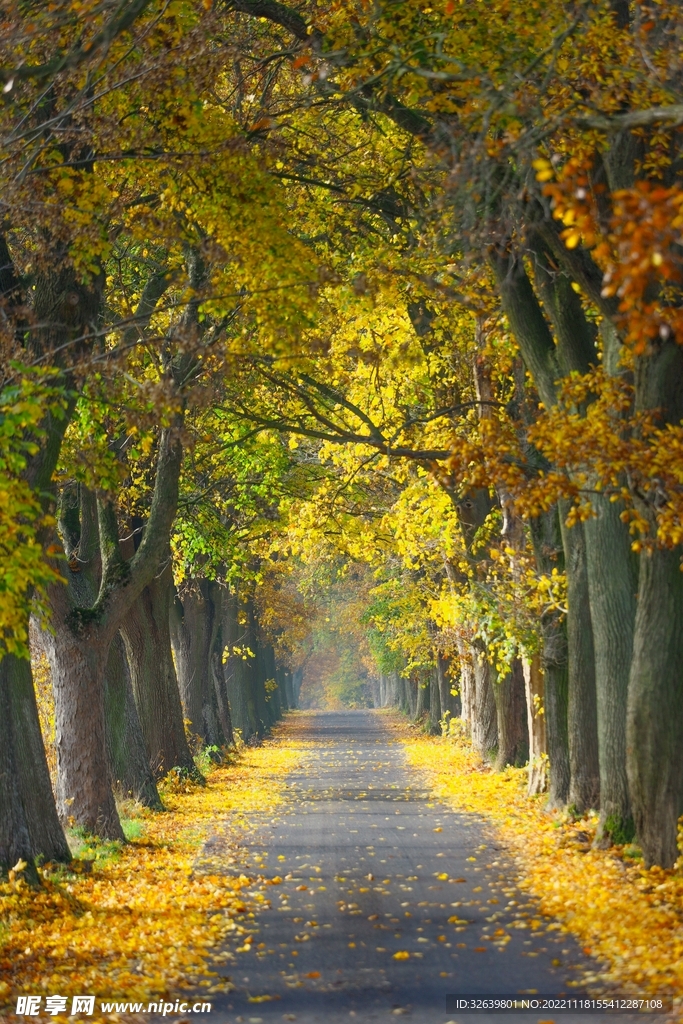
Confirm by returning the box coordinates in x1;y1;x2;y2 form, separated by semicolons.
1;0;683;879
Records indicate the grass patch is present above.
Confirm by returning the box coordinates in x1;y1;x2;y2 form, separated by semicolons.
66;827;124;867
120;818;145;841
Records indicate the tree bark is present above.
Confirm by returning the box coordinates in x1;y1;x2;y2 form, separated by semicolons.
171;580;228;749
415;674;430;722
222;590;258;742
44;605;123;839
627;544;683;867
283;668;296;710
458;642;475;735
207;581;234;747
250;608;270;736
121;560;196;778
541;616;570;808
397;674;412;716
627;338;683;867
292;667;303;706
471;654;498;761
0;654;71;874
277;667;290;711
407;677;418;719
45;491;124;838
263;643;281;724
0;663;34;876
523;654;547;796
428;666;442;734
104;632;162;809
437;654;460;718
493;659;528;770
46;484;161;835
584;498;637;842
529;509;570;807
170;584;208;741
559;514;601;812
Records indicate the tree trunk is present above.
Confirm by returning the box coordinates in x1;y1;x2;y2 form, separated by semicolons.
584;497;637;842
206;581;233;747
493;659;528;770
428;666;442;734
277;667;290;711
171;580;228;749
292;667;303;707
248;605;270;735
539;610;570;807
458;643;475;735
0;664;34;876
438;654;460;718
385;671;399;708
284;669;296;710
45;482;160;838
530;509;571;807
0;653;71;874
408;677;418;719
44;622;123;840
222;590;258;742
523;654;547;796
559;513;601;812
18;639;72;859
626;338;683;867
225;651;252;742
398;674;411;716
375;676;382;707
415;674;429;722
121;561;196;778
627;545;683;867
170;583;209;742
471;655;498;761
264;644;281;723
43;500;124;840
0;250;103;870
104;632;162;809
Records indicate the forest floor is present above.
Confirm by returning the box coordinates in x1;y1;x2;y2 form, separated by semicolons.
0;734;306;1023
1;710;682;1023
400;720;683;1012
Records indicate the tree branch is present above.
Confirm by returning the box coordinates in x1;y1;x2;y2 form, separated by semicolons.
226;0;311;41
1;0;154;86
579;104;683;132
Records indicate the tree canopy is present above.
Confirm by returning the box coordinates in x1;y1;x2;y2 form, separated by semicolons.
2;0;683;885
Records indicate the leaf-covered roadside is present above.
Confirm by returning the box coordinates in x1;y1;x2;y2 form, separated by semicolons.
401;727;683;1007
0;734;304;1019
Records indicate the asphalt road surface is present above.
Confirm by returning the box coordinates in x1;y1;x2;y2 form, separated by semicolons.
197;711;651;1024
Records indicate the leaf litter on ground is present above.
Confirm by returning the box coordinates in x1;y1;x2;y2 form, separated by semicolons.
0;729;305;1021
398;718;683;1012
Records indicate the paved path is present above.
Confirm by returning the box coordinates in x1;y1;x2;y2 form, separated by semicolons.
200;711;638;1024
